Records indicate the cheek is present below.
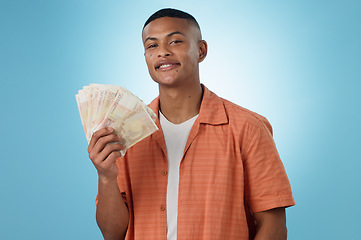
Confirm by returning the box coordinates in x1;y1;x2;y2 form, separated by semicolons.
144;55;153;69
183;51;199;67
187;45;200;64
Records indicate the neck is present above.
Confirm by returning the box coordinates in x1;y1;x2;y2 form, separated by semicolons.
158;83;203;124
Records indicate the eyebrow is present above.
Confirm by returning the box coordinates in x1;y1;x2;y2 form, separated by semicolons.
144;31;185;44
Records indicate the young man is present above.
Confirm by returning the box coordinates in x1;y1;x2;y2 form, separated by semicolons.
88;8;295;240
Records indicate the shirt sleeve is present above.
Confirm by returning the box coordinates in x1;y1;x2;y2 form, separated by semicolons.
243;117;295;213
116;157;128;205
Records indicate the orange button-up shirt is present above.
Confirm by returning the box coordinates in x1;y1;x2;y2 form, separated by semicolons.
113;85;295;240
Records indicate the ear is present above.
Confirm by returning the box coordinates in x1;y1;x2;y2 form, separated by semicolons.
198;40;208;62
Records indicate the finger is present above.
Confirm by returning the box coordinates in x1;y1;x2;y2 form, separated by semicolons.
94;142;125;164
95;151;121;179
91;134;122;158
88;127;113;153
101;151;122;168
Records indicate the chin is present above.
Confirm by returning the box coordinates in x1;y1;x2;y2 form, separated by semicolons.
152;75;180;87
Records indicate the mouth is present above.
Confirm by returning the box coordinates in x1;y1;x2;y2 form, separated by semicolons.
155;62;181;70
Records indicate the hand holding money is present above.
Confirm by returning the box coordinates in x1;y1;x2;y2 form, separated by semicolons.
76;84;159;157
88;127;124;181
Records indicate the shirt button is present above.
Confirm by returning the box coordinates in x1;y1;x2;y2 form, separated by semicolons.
160;205;166;211
161;170;168;176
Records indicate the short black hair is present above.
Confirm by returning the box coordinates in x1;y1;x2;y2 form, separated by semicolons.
143;8;200;30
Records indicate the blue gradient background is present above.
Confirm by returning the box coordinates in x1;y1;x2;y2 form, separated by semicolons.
1;0;360;239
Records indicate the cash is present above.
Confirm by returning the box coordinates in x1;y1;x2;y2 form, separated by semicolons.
76;84;158;156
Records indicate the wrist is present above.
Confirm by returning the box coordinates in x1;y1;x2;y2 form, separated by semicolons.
98;175;118;185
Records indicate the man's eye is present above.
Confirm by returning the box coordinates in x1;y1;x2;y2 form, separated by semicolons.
170;40;182;44
147;44;157;49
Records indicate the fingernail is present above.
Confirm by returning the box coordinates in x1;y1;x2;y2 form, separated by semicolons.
108;127;113;131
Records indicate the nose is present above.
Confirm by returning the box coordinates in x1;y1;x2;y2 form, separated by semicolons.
157;43;171;58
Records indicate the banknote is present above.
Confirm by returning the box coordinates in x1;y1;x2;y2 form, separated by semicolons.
75;84;158;156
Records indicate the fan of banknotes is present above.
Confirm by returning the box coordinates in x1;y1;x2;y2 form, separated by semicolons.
76;84;158;157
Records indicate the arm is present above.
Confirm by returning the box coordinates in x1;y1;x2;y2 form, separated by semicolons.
88;127;129;240
253;207;287;240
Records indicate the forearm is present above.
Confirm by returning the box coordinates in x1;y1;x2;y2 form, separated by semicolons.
96;177;129;240
253;207;287;240
254;223;287;240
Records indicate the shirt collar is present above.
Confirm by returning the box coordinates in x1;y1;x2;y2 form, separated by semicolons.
148;84;228;126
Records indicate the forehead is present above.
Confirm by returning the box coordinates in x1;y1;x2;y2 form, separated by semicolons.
142;17;195;40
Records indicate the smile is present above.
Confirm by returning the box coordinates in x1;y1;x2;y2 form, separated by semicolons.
155;62;181;70
159;64;173;69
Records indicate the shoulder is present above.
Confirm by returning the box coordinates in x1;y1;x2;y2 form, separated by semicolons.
220;97;273;135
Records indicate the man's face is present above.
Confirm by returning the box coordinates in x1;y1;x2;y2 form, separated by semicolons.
142;17;206;88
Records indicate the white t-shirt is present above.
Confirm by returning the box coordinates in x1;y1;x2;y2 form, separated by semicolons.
159;111;198;240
